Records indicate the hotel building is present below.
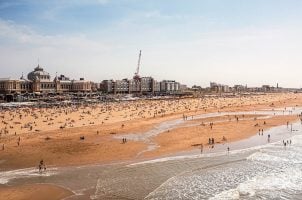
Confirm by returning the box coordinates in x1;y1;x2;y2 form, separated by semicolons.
0;65;94;95
100;77;181;94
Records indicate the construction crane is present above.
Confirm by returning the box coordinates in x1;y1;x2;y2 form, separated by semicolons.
133;50;142;80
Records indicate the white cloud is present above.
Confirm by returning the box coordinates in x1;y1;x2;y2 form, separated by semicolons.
0;19;122;81
1;16;302;88
0;19;109;48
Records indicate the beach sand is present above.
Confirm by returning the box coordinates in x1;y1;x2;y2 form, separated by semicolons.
0;184;73;200
1;93;302;199
145;114;298;157
0;93;302;170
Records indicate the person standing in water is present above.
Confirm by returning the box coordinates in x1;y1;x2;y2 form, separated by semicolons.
38;159;46;173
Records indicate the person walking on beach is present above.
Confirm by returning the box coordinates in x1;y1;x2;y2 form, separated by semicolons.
267;134;270;142
200;143;203;154
227;147;230;153
17;136;21;146
38;159;46;173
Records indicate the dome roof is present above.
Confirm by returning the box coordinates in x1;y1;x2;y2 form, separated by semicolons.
34;65;44;71
27;65;51;81
20;72;30;82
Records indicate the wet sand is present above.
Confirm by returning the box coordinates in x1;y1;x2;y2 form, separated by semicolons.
146;115;297;157
0;183;73;200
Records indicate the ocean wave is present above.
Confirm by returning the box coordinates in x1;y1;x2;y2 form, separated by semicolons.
0;167;58;184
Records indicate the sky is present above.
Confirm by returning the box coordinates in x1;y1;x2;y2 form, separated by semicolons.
1;0;302;88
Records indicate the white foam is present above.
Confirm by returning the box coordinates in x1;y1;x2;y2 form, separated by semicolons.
209;135;302;199
128;142;274;167
210;167;302;200
247;151;290;163
0;167;58;184
145;134;302;199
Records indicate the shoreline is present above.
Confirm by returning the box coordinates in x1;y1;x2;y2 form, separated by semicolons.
128;119;300;166
1;111;299;170
0;120;301;199
0;112;298;171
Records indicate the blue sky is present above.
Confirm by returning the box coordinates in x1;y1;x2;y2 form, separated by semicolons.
1;0;302;87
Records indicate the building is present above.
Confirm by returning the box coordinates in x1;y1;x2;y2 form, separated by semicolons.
152;80;161;93
99;77;181;95
141;77;153;93
210;82;230;93
262;85;273;92
98;50;182;95
233;85;247;93
160;80;180;93
70;78;92;93
115;79;129;94
0;78;23;94
179;84;188;91
0;65;94;95
128;78;141;94
100;80;114;93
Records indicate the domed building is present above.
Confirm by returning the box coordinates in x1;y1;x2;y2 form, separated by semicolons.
26;65;56;93
27;65;51;81
0;64;94;97
19;73;32;93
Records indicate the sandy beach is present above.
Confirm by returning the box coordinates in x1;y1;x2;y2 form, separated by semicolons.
1;93;302;199
0;93;301;169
